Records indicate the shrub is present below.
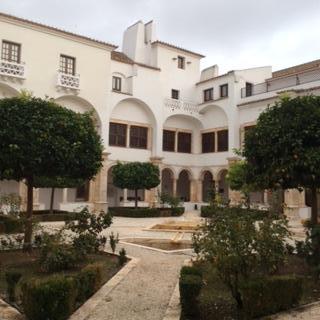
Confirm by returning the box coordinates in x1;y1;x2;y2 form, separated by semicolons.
109;207;184;218
0;214;24;234
197;290;237;320
21;275;77;320
32;211;78;222
5;271;22;302
76;263;103;303
179;273;203;319
109;232;119;253
240;275;303;318
118;248;127;266
180;265;203;278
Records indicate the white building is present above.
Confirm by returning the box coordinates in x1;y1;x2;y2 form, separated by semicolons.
0;12;319;218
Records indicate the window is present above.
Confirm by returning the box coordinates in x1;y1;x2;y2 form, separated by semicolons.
217;129;229;152
60;55;76;75
202;132;215;153
76;181;90;201
171;89;180;100
245;82;253;97
130;126;148;149
220;84;228;98
178;56;185;69
112;76;122;92
1;41;21;63
203;88;213;102
109;122;127;147
163;130;176;152
177;132;192;153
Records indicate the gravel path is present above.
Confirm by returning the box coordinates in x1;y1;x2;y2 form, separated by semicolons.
85;244;190;320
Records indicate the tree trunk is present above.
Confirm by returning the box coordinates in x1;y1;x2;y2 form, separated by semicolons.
50;187;55;215
311;187;318;226
23;178;34;252
134;189;138;208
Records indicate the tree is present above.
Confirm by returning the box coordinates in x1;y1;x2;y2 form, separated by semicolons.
243;95;320;226
227;160;259;208
34;176;85;214
112;162;160;208
0;95;103;251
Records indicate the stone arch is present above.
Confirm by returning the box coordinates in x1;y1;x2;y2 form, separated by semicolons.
0;82;20;98
110;97;158;153
161;168;174;196
54;95;102;134
177;169;192;202
201;171;215;202
200;104;229;127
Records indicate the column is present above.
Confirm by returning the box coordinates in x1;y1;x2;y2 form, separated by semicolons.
284;189;309;220
19;181;27;211
190;179;198;202
93;152;110;213
33;188;40;210
62;188;68;203
197;179;203;203
150;156;163;207
173;179;177;197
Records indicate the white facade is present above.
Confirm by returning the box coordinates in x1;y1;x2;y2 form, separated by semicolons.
1;12;320;217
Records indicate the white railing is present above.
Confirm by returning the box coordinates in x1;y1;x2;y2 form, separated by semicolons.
164;98;199;115
57;72;80;90
0;60;25;79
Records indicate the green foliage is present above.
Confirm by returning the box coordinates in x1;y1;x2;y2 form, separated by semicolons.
31;211;78;222
5;270;22;302
0;95;103;249
112;162;160;207
118;248;127;266
0;193;21;215
39;232;78;272
180;265;203;277
193;208;290;310
159;192;181;208
66;207;111;257
109;207;184;217
76;263;103;303
21;275;77;320
109;232;119;253
240;275;302;318
0;214;24;234
179;272;203;319
243;95;320;224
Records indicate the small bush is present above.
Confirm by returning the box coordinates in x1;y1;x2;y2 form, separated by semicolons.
109;207;184;218
0;215;24;234
240;275;303;318
76;263;103;303
21;275;77;320
5;271;22;302
118;248;127;266
179;273;203;319
109;232;119;253
180;265;203;278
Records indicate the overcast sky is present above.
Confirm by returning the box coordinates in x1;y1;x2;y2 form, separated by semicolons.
1;0;320;73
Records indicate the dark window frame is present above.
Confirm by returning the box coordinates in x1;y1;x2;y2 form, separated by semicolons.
202;132;215;153
109;122;127;147
203;88;214;102
171;89;180;100
112;76;122;92
163;129;176;152
1;40;21;63
60;54;76;75
130;125;148;149
177;132;192;153
177;56;185;69
217;129;229;152
220;84;228;98
245;82;253;97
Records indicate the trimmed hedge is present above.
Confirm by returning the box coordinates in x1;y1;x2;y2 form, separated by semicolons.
21;263;104;320
200;205;276;220
0;215;24;234
29;210;78;222
180;267;203;319
21;275;77;320
240;275;303;318
109;207;185;218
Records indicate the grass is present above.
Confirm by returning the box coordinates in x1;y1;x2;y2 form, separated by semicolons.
0;249;121;310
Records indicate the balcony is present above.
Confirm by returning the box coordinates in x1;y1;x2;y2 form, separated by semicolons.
0;60;25;79
57;72;80;90
164;98;199;115
241;68;320;98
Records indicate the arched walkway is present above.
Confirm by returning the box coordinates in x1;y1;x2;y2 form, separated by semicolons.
218;169;229;202
177;170;191;202
161;168;174;196
202;171;214;202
